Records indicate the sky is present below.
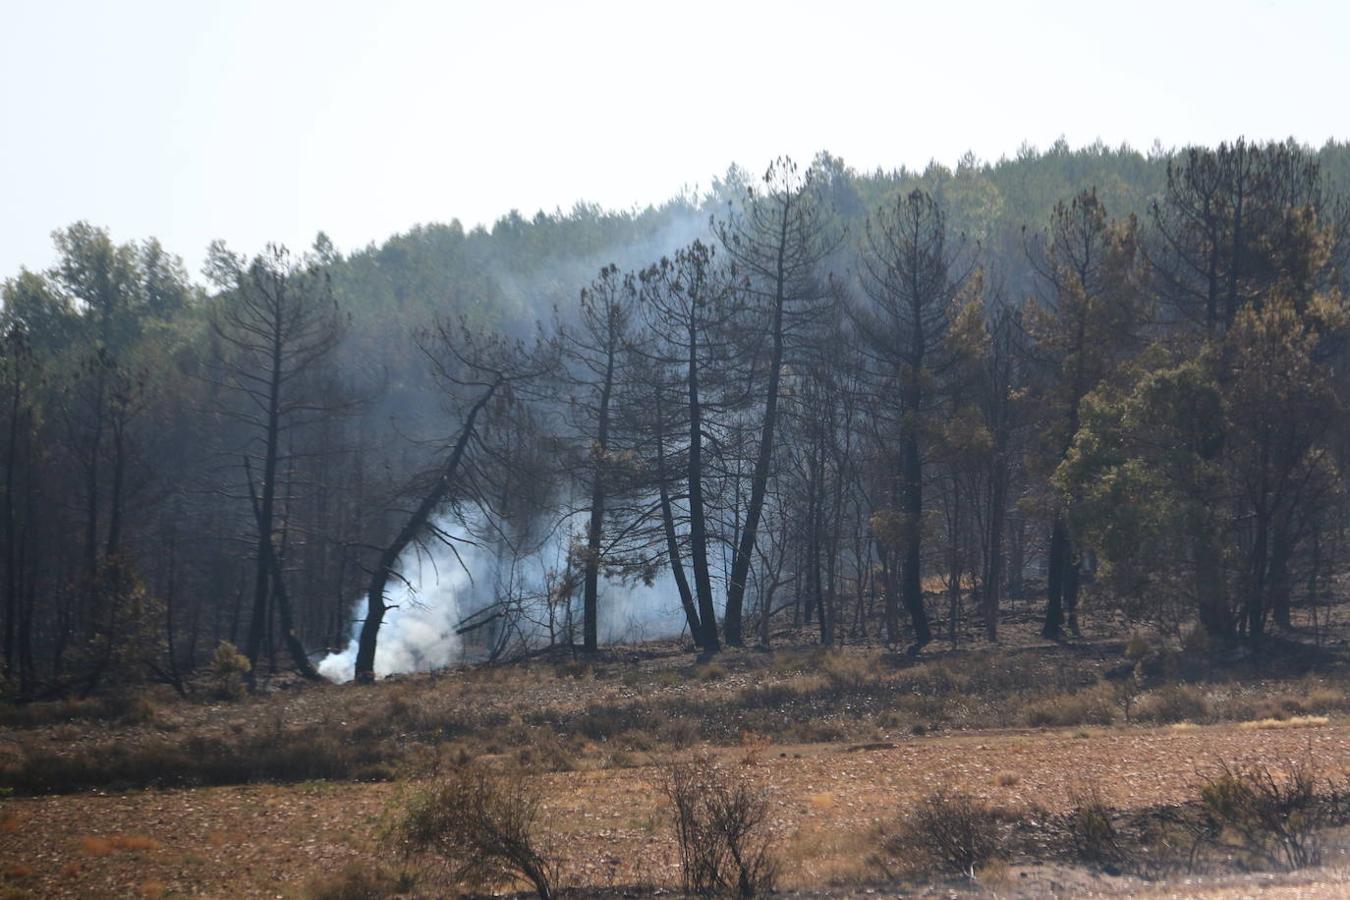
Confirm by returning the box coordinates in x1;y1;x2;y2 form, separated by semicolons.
2;0;1347;280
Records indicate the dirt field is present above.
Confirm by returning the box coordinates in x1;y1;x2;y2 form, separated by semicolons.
3;624;1350;897
1;718;1348;897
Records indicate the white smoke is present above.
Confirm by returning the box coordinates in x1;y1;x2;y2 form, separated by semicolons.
318;535;479;683
317;515;692;683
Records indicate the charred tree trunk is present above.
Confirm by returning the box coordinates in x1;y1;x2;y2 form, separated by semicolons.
354;385;495;683
686;323;720;652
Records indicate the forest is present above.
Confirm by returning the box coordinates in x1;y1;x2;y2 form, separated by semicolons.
6;138;1350;898
3;138;1350;692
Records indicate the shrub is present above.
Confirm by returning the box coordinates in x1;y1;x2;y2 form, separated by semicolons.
208;641;251;699
1136;685;1209;724
889;791;1001;877
663;755;778;897
1022;685;1115;727
819;653;874;692
305;862;415;900
1124;633;1151;661
399;767;560;899
0;692;155;728
1067;782;1120;865
0;724;391;794
1195;758;1327;870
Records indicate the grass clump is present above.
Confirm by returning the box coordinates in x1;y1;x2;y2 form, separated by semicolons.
305;862;415;900
1022;684;1115;727
1136;685;1209;724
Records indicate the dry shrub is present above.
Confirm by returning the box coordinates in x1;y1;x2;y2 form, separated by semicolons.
1;723;391;794
1022;684;1115;728
1067;781;1120;865
885;791;1001;878
0;692;155;728
399;766;560;899
900;661;972;697
111;834;160;851
1136;685;1209;724
1124;633;1151;661
305;862;416;900
78;835;115;856
738;731;772;767
818;653;874;692
1252;685;1348;722
513;731;577;772
663;755;778;897
659;715;702;749
695;661;729;681
573;701;659;742
1194;757;1329;870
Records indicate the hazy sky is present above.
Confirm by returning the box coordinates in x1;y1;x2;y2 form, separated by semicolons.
2;0;1346;279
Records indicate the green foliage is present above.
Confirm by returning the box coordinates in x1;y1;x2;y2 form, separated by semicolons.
73;556;165;689
207;641;251;699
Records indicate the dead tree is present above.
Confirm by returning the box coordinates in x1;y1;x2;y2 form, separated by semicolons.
639;242;744;653
715;158;840;645
353;324;556;684
207;243;342;680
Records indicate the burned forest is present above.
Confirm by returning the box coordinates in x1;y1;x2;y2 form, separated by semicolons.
6;54;1350;895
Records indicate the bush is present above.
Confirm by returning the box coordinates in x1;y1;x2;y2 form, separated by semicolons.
208;641;251;699
1068;782;1120;866
1022;685;1116;727
399;767;560;900
0;692;155;728
305;862;415;900
1136;685;1209;724
0;723;391;794
889;791;1001;877
819;653;874;692
1195;758;1328;870
663;755;778;897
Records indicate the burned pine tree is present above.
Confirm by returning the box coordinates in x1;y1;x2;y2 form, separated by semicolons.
560;265;647;653
207;243;342;681
638;242;746;652
715;158;841;646
852;189;970;652
352;323;556;683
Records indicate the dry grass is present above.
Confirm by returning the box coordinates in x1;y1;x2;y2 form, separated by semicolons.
1136;684;1211;724
1239;715;1331;730
4;627;1350;896
1022;684;1116;727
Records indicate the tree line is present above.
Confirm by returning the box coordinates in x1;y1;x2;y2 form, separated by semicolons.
2;138;1348;693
